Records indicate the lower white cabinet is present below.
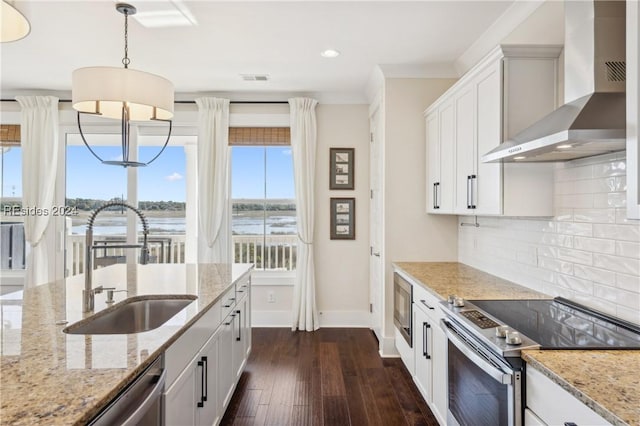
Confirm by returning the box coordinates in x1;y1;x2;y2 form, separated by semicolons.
525;365;611;426
393;268;448;425
164;272;252;426
412;283;447;425
165;330;221;426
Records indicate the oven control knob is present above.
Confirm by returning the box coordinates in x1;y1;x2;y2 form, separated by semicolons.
505;331;522;345
453;297;465;307
495;325;509;338
447;295;457;304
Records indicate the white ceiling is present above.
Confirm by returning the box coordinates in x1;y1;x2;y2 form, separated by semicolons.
1;1;535;103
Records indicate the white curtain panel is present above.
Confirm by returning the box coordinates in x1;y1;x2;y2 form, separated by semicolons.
289;97;319;332
16;96;59;287
196;97;231;263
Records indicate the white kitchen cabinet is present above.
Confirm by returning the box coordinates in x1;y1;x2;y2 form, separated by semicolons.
426;99;455;213
218;310;236;411
454;85;477;214
525;366;611;426
393;267;447;425
425;45;560;216
408;275;447;425
165;330;221;426
232;293;250;380
165;356;197;426
164;272;252;426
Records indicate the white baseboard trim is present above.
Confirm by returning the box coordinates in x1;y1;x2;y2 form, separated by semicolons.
379;336;400;358
318;310;370;328
251;310;371;328
252;310;292;327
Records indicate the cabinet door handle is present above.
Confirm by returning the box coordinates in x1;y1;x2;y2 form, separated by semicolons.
466;175;471;209
564;423;578;426
197;359;205;407
224;313;236;326
470;174;477;209
236;309;242;341
420;300;435;310
423;322;431;359
202;356;208;402
435;182;440;209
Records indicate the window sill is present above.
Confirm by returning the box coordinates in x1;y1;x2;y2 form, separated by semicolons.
250;269;295;286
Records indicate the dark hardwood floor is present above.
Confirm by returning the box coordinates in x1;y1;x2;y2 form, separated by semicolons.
220;328;439;426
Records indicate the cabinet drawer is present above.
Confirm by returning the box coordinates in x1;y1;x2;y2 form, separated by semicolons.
165;299;221;388
220;284;237;319
412;283;443;319
526;366;610;426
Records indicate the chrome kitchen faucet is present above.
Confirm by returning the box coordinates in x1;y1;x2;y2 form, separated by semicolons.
83;201;149;312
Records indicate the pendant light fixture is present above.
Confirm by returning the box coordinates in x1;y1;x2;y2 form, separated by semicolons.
1;0;31;42
72;3;174;167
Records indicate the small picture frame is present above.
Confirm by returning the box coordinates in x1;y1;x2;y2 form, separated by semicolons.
330;197;355;240
330;147;354;190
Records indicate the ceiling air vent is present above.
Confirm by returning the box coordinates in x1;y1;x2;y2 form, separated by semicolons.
241;74;269;82
605;61;625;82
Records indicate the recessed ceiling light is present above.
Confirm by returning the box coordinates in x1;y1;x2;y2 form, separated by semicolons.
557;144;572;149
514;156;526;160
321;49;340;58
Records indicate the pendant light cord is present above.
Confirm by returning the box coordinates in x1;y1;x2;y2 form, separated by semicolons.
122;8;130;68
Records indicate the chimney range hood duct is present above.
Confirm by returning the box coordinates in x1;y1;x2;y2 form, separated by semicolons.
483;0;626;163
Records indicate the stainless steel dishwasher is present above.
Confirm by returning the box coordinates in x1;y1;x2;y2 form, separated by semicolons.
90;355;166;426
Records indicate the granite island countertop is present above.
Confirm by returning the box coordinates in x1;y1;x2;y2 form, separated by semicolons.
0;262;252;425
393;261;640;426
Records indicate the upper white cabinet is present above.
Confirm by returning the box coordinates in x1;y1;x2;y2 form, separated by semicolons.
426;99;455;212
425;45;561;216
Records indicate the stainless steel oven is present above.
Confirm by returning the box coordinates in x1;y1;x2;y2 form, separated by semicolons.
441;318;523;426
393;272;412;347
440;296;640;426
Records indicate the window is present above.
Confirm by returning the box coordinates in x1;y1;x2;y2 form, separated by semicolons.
1;126;25;271
230;128;296;271
65;133;189;276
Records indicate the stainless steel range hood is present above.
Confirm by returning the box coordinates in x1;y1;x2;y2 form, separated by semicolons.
483;0;626;163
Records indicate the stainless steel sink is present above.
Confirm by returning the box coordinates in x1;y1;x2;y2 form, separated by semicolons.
63;295;197;335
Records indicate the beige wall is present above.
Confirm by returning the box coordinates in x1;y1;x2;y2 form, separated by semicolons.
382;78;459;337
252;103;371;326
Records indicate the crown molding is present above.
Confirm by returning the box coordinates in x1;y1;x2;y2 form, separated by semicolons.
454;0;546;76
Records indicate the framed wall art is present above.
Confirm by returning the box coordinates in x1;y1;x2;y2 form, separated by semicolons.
329;147;354;190
330;197;355;240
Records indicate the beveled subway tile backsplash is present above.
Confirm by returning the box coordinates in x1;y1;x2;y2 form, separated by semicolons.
459;152;640;325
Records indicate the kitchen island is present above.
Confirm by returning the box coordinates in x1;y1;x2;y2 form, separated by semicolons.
394;261;640;426
0;262;252;425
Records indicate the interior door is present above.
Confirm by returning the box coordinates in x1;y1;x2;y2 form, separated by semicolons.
369;105;383;342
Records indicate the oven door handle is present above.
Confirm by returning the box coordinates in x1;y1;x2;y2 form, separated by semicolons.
440;319;512;385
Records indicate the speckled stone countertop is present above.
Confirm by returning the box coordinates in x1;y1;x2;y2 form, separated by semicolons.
393;261;640;426
523;350;640;426
0;263;252;425
392;261;550;300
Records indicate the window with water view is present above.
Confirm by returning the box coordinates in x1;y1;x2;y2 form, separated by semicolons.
232;145;297;271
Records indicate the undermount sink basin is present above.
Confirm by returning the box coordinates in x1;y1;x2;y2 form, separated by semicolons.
63;295;197;335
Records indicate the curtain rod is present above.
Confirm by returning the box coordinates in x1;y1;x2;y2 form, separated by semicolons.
1;99;290;104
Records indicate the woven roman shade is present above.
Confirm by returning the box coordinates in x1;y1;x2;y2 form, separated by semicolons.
228;127;290;146
0;125;20;147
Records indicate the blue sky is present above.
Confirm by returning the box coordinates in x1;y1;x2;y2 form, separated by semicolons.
2;144;295;202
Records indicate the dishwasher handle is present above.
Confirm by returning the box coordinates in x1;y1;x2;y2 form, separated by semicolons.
121;368;167;426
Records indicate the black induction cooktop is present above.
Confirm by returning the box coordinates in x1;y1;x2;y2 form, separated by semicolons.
469;297;640;350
